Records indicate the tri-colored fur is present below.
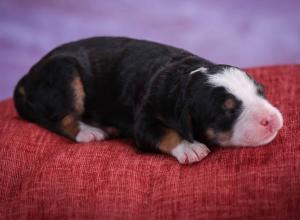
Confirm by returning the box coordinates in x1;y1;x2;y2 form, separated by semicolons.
14;37;283;164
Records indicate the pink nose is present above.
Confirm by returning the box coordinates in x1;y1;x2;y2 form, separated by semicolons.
260;119;269;126
259;114;280;132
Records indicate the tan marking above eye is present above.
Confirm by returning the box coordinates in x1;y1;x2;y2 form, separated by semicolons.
159;129;182;153
223;98;236;110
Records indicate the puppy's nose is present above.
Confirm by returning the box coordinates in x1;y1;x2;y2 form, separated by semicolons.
259;114;281;133
260;118;269;127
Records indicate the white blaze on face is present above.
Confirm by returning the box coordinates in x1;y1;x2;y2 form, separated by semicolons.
208;67;283;146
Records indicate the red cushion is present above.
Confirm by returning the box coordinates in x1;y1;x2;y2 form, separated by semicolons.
0;65;299;219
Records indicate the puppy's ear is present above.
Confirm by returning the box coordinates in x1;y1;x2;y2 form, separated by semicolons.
178;105;194;142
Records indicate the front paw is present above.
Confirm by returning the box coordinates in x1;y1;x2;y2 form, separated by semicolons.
75;122;107;143
171;140;210;164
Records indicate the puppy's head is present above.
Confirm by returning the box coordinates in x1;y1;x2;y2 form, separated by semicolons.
191;65;283;147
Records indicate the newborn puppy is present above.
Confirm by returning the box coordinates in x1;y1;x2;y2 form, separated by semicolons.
14;37;283;164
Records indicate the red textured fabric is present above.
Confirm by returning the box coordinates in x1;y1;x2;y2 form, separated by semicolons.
0;65;299;220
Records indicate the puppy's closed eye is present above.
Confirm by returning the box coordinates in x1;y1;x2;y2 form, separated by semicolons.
222;98;239;117
222;98;236;110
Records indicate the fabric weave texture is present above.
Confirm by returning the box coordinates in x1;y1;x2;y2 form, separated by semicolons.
0;65;299;220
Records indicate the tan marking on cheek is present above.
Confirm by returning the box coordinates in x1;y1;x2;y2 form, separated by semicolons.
223;98;236;110
61;114;79;139
72;76;85;114
206;128;216;140
206;128;232;145
217;132;232;145
159;129;182;153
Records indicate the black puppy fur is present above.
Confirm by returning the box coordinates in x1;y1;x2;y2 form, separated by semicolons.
14;37;246;153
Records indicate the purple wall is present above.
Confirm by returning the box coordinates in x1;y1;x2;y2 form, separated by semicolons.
0;0;299;100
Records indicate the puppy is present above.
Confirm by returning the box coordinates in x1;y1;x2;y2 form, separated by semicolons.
14;37;283;164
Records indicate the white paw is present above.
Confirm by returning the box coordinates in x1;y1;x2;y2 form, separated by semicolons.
75;122;107;143
171;140;210;164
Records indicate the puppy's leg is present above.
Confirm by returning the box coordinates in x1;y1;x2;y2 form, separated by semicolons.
134;115;210;164
159;129;210;164
134;114;166;152
61;114;113;143
15;56;111;143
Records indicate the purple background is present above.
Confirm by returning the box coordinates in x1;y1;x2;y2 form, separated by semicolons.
1;0;299;100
